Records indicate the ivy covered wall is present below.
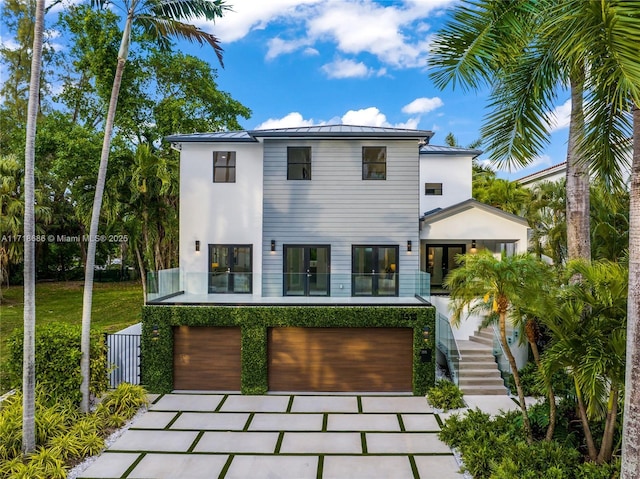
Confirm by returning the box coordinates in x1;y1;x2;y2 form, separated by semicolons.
141;305;435;395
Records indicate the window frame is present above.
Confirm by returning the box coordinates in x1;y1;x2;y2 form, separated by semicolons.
208;243;252;294
425;182;443;195
362;146;387;180
287;146;312;180
351;244;399;297
213;151;236;183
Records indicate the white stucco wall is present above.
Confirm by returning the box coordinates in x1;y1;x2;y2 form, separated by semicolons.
179;142;264;294
420;207;529;254
419;155;472;213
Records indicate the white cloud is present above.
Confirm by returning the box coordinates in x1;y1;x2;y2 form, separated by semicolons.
545;99;571;133
196;0;456;69
321;58;377;79
255;112;324;129
255;106;423;130
402;97;444;114
341;107;419;129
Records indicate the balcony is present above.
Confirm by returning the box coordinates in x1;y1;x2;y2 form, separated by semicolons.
146;270;431;306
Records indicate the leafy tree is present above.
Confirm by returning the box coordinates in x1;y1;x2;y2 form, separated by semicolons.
79;0;229;413
445;250;551;444
543;260;627;463
429;0;592;263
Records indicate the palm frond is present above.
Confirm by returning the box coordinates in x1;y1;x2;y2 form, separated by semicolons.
136;15;223;65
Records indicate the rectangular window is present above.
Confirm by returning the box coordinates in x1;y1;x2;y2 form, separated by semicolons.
425;182;443;195
213;151;236;183
362;146;386;180
287;147;312;180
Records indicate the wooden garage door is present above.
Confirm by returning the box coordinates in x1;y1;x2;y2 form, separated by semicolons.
268;327;413;392
173;326;241;390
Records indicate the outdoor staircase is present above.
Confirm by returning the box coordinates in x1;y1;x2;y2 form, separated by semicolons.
457;327;508;395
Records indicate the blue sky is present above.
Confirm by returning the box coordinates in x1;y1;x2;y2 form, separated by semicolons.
187;0;573;180
5;0;573;180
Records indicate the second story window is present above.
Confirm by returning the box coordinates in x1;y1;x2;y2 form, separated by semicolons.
362;146;386;180
425;182;443;195
287;147;311;180
213;151;236;183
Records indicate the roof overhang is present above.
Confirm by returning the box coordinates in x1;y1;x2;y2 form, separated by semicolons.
421;198;529;227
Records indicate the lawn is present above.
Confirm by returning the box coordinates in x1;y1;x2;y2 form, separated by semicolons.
0;281;144;391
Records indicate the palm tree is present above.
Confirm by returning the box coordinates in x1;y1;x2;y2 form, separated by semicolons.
429;0;591;262
79;0;228;412
21;0;46;454
538;2;640;474
542;260;627;463
445;250;550;444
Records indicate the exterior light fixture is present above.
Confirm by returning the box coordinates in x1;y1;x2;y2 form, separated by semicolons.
195;240;200;252
271;240;276;252
152;324;159;341
470;240;477;254
407;240;412;252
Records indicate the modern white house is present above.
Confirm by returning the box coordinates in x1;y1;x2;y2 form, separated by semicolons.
154;125;529;303
142;125;530;395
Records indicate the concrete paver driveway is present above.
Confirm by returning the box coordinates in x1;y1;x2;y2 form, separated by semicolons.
78;393;463;479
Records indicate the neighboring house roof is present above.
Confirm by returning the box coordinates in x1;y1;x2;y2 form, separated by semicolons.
420;144;482;157
166;124;434;143
421;198;529;227
516;162;566;186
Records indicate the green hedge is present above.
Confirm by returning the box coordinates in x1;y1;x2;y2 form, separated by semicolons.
141;305;435;395
6;323;108;405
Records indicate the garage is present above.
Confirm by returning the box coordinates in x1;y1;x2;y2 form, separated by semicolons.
173;326;241;390
268;327;413;392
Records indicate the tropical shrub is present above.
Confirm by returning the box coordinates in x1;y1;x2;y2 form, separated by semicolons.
5;323;108;405
0;384;148;478
439;408;621;478
426;379;465;410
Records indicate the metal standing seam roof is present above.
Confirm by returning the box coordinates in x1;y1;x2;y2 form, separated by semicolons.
165;124;434;143
419;144;483;156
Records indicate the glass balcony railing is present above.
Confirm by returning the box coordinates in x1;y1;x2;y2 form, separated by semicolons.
436;312;461;385
146;269;431;301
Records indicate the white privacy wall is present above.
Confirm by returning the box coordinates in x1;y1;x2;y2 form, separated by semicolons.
179;142;264;294
419;154;472;213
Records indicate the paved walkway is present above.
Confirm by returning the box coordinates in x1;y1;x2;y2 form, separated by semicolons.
78;393;464;479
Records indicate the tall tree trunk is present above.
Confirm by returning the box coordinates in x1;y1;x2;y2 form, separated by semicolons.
598;386;619;464
80;10;133;413
500;309;533;444
621;105;640;478
134;242;147;301
526;320;556;441
575;377;598;462
565;71;591;263
21;0;45;455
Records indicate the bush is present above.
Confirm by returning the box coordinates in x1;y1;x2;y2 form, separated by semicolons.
507;361;574;397
0;384;148;477
427;379;465;410
439;407;621;479
6;323;108;405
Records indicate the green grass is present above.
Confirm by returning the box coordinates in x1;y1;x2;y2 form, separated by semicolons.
0;281;143;333
0;281;143;390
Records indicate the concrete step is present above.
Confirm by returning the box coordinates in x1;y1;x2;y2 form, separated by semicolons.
469;335;493;347
459;360;499;370
459;377;506;387
460;385;508;395
458;369;503;379
459;355;496;363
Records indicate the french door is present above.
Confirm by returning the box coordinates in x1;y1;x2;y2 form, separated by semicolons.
352;245;399;296
284;245;330;296
427;244;465;288
208;244;252;293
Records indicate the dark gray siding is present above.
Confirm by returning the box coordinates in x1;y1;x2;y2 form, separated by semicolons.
262;139;420;297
